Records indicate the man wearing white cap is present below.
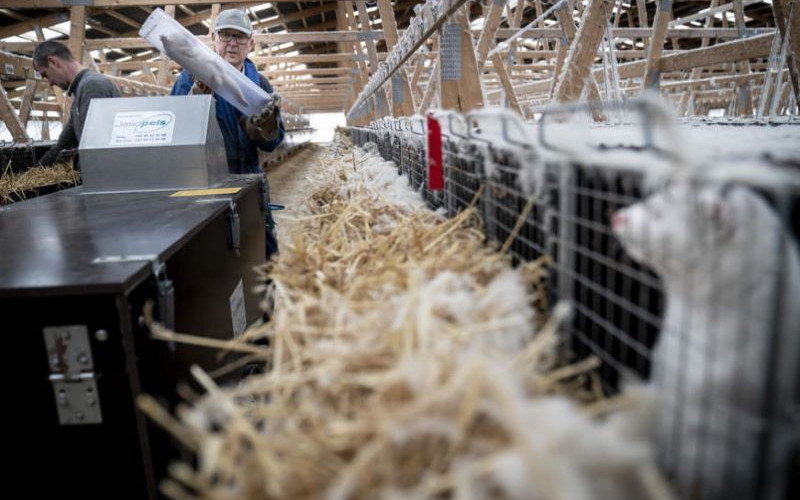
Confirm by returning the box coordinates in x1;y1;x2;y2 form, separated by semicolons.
171;9;284;257
171;9;284;175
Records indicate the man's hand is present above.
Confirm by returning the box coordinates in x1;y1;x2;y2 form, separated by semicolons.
240;94;282;143
189;79;212;95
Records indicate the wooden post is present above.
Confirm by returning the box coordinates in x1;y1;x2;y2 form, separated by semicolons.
553;2;606;121
733;0;753;116
0;84;29;141
343;1;378;123
534;0;547;50
209;3;221;34
641;0;672;92
377;0;415;116
19;78;38;126
440;16;459;110
41;109;50;140
489;52;522;114
355;2;379;74
678;0;718;115
158;5;176;86
771;0;800;107
409;54;428;103
476;0;506;68
553;0;613;106
336;2;359;115
456;6;484;112
418;58;439;114
69;6;87;65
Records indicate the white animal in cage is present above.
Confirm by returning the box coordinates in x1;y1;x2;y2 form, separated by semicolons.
611;181;800;499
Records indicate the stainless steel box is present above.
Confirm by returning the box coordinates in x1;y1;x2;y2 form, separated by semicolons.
79;95;228;193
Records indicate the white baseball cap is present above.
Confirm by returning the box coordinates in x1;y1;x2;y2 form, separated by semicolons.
215;9;252;37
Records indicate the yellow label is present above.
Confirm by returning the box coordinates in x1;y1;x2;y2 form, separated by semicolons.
170;187;241;197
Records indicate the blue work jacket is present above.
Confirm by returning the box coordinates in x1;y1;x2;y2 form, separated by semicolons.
171;59;285;174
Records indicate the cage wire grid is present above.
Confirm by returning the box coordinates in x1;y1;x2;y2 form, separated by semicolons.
348;122;799;500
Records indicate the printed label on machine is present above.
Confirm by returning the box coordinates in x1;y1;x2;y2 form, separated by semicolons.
230;279;247;338
110;111;176;146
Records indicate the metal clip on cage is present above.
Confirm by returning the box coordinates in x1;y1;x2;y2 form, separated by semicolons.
465;109;535;150
537;98;683;163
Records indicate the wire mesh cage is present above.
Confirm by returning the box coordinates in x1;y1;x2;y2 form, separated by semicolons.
348;112;800;500
390;130;403;172
442;134;484;218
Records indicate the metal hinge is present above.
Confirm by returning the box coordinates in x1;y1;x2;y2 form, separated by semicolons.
357;32;379;41
152;260;175;332
392;73;405;104
441;22;462;82
43;325;103;425
227;201;241;256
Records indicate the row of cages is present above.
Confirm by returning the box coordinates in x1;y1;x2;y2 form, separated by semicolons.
348;107;800;500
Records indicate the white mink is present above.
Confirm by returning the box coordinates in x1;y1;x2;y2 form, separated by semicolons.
612;181;800;499
160;34;249;109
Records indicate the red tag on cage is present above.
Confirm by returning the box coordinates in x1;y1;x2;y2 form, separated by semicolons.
427;114;443;191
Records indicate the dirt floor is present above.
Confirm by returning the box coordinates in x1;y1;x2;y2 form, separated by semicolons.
265;143;327;243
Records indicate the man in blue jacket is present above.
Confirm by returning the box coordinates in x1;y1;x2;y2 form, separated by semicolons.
172;9;284;257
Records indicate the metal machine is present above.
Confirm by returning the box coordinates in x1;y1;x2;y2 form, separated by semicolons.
2;95;268;499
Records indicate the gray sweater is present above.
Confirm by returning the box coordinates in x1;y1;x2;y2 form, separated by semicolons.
40;69;121;166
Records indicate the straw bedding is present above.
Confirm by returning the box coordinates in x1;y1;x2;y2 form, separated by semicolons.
0;160;80;204
140;133;673;500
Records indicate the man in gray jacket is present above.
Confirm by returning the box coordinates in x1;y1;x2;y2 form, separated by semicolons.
33;40;120;167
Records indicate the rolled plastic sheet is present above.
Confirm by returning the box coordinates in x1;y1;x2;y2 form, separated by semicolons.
140;8;272;116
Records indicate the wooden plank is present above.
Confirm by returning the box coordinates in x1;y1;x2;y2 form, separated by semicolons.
641;0;672;91
506;31;775;99
209;4;221;34
0;50;35;79
493;27;752;39
342;0;373;124
347;0;471;117
0;26;761;53
377;0;415;116
336;1;360;119
489;52;522;115
670;0;760;27
678;0;719;115
270;77;354;85
732;0;754;116
456;5;484;112
419;58;440;114
659;32;775;72
554;1;606;120
661;71;770;91
18;78;38;126
41;109;50;140
376;0;399;49
0;84;28;141
262;68;353;77
636;0;649;52
772;0;800;107
356;2;379;73
0;12;68;39
476;0;507;69
69;6;87;65
104;9;142;29
553;0;613;104
158;6;176;86
2;0;354;6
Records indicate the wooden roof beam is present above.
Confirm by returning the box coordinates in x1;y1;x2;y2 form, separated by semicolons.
0;12;69;39
2;0;355;7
